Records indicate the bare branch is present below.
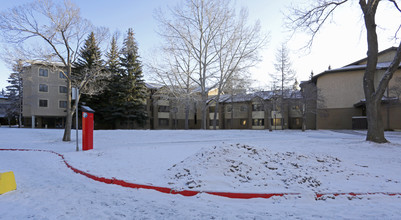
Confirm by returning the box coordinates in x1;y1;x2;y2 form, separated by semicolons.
285;0;349;49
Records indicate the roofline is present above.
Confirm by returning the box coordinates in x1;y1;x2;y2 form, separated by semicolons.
310;47;399;84
346;46;397;66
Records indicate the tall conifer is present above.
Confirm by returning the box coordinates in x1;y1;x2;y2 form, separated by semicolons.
74;32;106;126
113;28;147;128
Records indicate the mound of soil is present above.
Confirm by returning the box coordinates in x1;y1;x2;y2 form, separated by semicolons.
165;144;344;192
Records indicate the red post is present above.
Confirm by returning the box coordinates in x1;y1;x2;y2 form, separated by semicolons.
82;110;94;151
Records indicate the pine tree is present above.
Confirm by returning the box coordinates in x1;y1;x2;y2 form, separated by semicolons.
73;32;103;84
113;28;147;128
102;35;122;128
106;35;120;72
73;32;106;126
5;60;23;127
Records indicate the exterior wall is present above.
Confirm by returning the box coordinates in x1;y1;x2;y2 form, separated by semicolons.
316;65;401;129
357;50;397;65
22;65;68;117
22;64;67;128
222;102;252;129
317;70;364;109
317;108;362;129
381;104;401;130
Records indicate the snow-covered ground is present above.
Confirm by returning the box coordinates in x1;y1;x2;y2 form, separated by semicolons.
1;128;401;219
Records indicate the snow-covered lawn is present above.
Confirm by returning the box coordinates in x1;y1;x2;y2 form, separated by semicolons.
1;128;401;219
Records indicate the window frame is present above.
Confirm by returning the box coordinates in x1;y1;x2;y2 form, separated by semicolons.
39;99;48;108
252;119;264;126
39;68;49;77
59;86;68;94
59;100;67;109
39;84;49;92
59;71;67;79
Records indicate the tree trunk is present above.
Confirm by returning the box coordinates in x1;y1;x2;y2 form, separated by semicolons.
184;103;189;130
302;114;306;132
201;92;207;129
365;100;387;143
213;100;220;130
267;107;272;132
63;68;72;141
361;1;387;143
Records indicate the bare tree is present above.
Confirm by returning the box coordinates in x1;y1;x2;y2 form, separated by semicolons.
210;8;267;129
287;0;401;143
0;0;107;141
148;35;199;129
270;43;296;129
155;0;267;129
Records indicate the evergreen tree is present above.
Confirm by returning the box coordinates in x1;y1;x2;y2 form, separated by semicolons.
113;28;147;128
106;35;120;72
73;32;106;126
74;32;103;82
102;35;122;128
5;60;23;127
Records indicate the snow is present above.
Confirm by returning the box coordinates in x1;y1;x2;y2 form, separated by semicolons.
1;128;401;219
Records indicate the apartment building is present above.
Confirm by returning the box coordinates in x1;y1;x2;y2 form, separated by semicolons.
213;91;302;130
303;47;401;130
19;63;302;130
22;62;68;128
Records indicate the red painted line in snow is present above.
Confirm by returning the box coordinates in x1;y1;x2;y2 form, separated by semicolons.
1;148;401;200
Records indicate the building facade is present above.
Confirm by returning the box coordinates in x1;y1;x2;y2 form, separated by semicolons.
22;63;68;128
20;63;303;130
303;47;401;130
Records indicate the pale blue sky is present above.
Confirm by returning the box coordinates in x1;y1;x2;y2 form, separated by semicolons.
0;0;400;91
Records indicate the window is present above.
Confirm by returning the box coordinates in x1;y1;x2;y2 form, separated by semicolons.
209;106;216;113
59;71;67;79
158;118;169;126
39;68;48;77
240;119;247;126
226;106;232;113
59;86;68;93
271;118;282;127
211;120;219;126
39;84;48;92
158;106;170;112
240;105;248;112
252;119;264;126
59;101;67;108
252;104;263;111
39;99;48;107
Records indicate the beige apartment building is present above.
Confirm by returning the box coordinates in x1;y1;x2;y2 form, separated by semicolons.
217;91;302;130
20;63;302;130
22;63;68;128
306;47;401;130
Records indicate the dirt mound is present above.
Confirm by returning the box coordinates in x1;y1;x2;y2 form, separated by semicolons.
165;144;343;192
